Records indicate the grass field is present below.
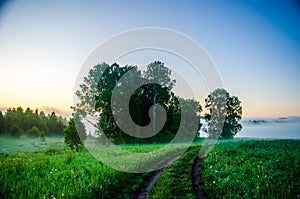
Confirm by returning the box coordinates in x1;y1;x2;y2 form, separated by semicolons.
148;146;200;199
201;140;300;198
0;135;299;198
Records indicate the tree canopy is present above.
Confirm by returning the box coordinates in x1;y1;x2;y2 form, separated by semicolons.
205;88;242;138
0;107;67;137
74;61;201;144
64;113;86;151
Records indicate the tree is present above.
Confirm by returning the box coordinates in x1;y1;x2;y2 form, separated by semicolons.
64;115;86;151
143;61;175;132
11;124;21;138
74;61;201;143
47;112;65;135
27;126;41;138
0;111;4;134
205;88;242;138
40;130;46;142
179;98;202;131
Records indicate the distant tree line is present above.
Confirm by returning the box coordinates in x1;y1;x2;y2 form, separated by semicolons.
0;107;67;138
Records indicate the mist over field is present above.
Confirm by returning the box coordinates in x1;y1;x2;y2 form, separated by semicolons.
237;117;300;139
199;116;300;139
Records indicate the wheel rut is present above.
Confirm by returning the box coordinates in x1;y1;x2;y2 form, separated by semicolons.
132;155;180;199
192;156;208;199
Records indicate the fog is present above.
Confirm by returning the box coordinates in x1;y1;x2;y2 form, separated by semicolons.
199;117;300;139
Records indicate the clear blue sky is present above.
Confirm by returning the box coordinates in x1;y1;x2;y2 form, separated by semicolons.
0;0;299;117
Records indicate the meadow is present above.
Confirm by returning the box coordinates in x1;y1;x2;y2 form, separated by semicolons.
201;140;300;198
0;135;299;198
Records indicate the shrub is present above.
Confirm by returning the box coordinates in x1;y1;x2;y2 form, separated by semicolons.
40;130;45;142
11;124;21;137
27;126;41;138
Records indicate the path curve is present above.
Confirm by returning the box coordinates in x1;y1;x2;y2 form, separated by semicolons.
135;168;165;199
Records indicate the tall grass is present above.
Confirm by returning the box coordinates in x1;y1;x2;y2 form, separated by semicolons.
148;146;200;199
201;140;300;198
0;149;149;198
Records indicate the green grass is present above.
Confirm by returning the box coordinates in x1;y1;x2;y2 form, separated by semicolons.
0;136;187;199
0;149;153;199
201;139;300;198
1;136;299;199
148;146;200;199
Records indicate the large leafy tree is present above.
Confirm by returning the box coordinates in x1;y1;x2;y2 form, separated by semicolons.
143;61;175;132
74;61;201;143
75;63;137;140
205;88;242;138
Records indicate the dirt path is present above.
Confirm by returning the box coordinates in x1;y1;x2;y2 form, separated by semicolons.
133;155;181;199
134;168;165;199
192;156;208;199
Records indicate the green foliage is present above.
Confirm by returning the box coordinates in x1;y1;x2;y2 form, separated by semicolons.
27;126;41;138
205;88;242;138
1;107;67;137
40;130;45;142
47;112;65;135
74;61;202;144
0;111;4;134
64;116;86;151
11;124;21;138
201;140;300;198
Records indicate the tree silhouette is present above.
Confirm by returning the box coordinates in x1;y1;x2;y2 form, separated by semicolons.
205;88;242;138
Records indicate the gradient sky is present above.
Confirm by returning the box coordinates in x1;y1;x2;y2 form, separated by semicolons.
0;0;299;118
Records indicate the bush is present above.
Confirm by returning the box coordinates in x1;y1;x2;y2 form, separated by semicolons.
27;126;41;138
40;130;45;142
11;124;21;138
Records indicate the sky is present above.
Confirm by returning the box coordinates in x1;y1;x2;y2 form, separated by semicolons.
0;0;299;118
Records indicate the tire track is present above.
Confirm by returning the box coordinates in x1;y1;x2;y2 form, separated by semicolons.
192;156;208;199
135;168;165;199
133;155;180;199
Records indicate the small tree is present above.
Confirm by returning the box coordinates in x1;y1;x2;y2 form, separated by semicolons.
40;130;45;142
64;116;86;151
27;126;41;138
11;124;21;138
205;88;242;139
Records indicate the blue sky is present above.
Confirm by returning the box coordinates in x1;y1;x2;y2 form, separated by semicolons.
0;0;299;117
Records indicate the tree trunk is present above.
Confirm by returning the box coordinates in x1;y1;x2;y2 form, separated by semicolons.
152;84;156;133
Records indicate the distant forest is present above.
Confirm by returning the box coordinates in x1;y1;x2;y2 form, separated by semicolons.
0;107;67;138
